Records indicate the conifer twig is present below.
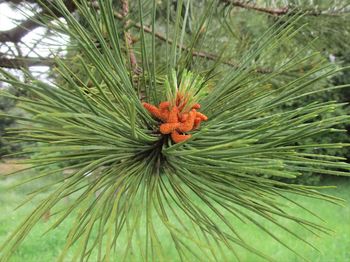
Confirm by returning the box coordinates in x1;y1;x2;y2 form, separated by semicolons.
0;1;76;43
221;0;350;16
222;0;289;15
0;53;56;68
121;0;140;75
110;9;270;73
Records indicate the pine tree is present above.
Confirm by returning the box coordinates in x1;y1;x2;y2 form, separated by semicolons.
0;0;350;261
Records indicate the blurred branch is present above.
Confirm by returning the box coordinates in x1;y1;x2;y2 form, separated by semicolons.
91;3;247;71
0;0;76;43
110;9;270;73
0;0;74;69
0;0;37;3
0;53;56;68
120;0;140;74
221;0;350;16
222;0;288;15
0;11;45;43
0;1;270;73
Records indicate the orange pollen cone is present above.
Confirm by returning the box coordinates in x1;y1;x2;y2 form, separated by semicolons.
142;94;208;143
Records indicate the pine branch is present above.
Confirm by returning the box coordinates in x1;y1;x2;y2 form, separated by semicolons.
0;0;37;3
0;0;76;43
0;53;56;68
0;1;269;72
191;49;271;73
121;0;140;74
222;0;289;15
221;0;350;16
110;8;270;73
0;11;44;43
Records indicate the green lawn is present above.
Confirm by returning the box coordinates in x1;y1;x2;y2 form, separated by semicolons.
1;166;350;262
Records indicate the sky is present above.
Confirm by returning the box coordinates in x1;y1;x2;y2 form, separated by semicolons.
0;3;25;30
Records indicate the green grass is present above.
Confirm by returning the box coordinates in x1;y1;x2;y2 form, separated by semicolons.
1;169;350;262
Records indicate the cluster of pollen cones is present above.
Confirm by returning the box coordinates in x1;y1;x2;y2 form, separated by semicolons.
143;94;208;143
